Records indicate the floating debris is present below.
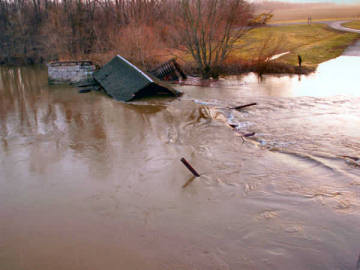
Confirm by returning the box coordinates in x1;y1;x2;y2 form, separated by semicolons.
78;89;92;94
180;157;200;177
243;132;256;137
341;155;359;161
150;58;187;81
231;102;257;111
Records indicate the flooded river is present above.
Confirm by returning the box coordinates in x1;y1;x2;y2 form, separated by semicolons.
1;56;360;269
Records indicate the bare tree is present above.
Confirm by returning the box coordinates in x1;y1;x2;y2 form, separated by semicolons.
175;0;252;78
0;0;253;70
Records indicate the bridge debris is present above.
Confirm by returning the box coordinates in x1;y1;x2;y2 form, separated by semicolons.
150;58;187;81
93;55;183;101
47;61;96;84
47;56;184;101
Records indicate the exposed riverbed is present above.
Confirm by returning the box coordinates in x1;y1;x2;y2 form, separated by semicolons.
0;56;359;269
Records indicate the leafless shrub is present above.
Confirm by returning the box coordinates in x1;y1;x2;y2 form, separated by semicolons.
0;0;174;65
251;33;286;75
0;0;257;73
172;0;253;78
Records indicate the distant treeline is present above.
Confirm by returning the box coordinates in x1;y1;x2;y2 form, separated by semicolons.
0;0;182;67
1;0;255;78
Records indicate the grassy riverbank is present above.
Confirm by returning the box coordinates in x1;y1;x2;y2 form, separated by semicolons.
256;2;360;23
1;20;359;77
2;0;360;78
342;20;360;30
170;23;359;76
230;23;360;70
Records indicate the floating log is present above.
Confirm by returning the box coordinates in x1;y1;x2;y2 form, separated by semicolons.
180;158;200;177
243;132;255;137
238;132;255;143
231;102;257;111
78;89;92;93
341;155;359;161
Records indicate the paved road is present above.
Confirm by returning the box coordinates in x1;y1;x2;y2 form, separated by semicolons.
271;20;360;56
325;20;360;34
325;21;360;56
270;20;360;33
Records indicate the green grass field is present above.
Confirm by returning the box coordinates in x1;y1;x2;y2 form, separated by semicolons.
342;20;360;30
231;24;360;68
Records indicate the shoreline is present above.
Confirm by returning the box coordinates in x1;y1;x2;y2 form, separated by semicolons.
0;57;317;77
1;20;358;78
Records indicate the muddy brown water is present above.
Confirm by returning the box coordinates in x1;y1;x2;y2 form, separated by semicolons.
1;56;360;270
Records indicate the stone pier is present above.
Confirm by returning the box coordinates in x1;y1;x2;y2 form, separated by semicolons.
47;61;96;84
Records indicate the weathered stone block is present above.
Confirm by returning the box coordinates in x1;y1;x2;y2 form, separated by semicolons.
47;61;96;84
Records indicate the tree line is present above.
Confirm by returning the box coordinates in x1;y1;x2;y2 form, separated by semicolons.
0;0;253;77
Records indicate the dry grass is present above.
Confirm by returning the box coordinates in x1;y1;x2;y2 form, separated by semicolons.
342;20;360;30
218;57;314;75
231;23;360;68
163;22;359;76
254;2;360;23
